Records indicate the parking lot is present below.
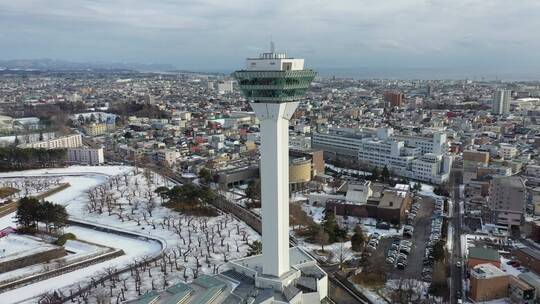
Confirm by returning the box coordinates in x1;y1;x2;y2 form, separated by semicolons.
378;195;437;279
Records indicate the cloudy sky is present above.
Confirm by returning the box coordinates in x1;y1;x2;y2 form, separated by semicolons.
1;0;539;72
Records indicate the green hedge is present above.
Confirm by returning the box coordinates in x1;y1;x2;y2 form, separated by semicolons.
55;233;76;245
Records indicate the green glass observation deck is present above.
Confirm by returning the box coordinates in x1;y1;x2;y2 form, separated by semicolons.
233;70;316;103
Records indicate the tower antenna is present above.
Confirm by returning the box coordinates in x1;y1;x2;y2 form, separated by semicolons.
270;37;275;53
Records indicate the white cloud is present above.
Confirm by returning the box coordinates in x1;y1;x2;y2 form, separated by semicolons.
0;0;539;69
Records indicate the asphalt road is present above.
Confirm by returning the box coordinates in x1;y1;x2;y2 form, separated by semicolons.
450;182;464;303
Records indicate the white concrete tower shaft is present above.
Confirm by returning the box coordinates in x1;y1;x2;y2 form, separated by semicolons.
251;101;299;277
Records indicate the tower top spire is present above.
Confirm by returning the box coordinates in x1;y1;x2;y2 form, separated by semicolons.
270;39;275;53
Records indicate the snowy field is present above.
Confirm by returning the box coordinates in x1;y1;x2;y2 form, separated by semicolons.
0;176;63;200
0;234;57;261
0;165;260;303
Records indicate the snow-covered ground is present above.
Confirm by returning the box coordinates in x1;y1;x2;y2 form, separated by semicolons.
0;176;63;200
0;165;260;303
1;225;161;303
325;164;371;177
0;234;57;261
0;165;132;178
410;182;442;199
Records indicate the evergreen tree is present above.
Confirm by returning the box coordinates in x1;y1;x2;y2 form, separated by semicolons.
371;167;380;181
322;210;339;243
432;240;446;261
15;198;68;232
316;227;330;251
15;197;40;228
154;186;169;202
198;168;212;184
382;165;390;182
245;179;261;202
351;225;365;252
51;204;68;231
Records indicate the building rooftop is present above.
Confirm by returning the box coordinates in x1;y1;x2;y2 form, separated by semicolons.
378;190;408;210
471;263;507;279
516;246;540;260
468;247;501;262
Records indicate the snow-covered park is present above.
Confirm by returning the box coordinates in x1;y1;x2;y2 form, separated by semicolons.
0;165;260;303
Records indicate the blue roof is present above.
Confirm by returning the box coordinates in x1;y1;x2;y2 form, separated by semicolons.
193;275;226;289
137;291;160;304
162;283;193;304
190;286;224;304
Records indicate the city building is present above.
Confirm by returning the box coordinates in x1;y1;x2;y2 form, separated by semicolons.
0;115;13;134
384;91;404;108
515;247;540;274
312;128;368;157
157;149;177;166
217;80;234;94
519;272;540;301
325;183;412;225
313;127;451;184
488;176;527;227
508;276;535;304
67;147;104;165
83;123;108;136
467;247;501;269
492;89;512;115
498;143;518;159
469;263;509;302
231;45;327;302
18;134;82;149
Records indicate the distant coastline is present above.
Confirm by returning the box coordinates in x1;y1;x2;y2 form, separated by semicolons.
313;67;540;81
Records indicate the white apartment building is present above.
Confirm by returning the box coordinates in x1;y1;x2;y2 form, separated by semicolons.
498;143;518;159
412;153;452;184
394;132;447;154
358;137;452;184
67;147;104;165
18;134;82;149
217;80;234;94
312;127;373;157
492;89;512;115
157;149;177;166
313;127;451;184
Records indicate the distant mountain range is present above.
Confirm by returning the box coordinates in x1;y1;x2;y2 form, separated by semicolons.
0;59;176;72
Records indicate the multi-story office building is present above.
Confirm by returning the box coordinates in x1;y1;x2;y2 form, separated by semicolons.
411;153;452;184
312;127;371;157
18;134;82;149
492;89;511;115
384;91;404;108
470;263;509;302
393;132;447;154
488;176;527;227
315;127;451;183
67;147;104;165
313;127;447;157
